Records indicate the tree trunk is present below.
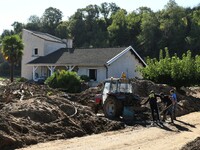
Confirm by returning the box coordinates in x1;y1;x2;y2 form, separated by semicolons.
10;61;14;82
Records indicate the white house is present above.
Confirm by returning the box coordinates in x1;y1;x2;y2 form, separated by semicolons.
21;29;146;84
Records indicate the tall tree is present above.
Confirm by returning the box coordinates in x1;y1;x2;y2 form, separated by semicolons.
12;21;24;34
68;10;86;47
126;11;141;49
82;4;100;47
41;7;63;35
186;8;200;54
99;2;120;26
1;30;14;39
137;7;160;57
55;21;70;39
25;15;41;31
100;2;111;26
108;9;129;47
1;35;24;82
158;0;187;55
68;3;120;48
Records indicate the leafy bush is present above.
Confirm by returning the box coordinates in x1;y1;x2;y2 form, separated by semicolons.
0;62;10;76
80;75;90;82
45;70;82;93
139;48;199;88
16;77;28;82
0;62;21;77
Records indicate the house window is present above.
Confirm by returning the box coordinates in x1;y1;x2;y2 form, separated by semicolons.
89;69;97;81
33;48;38;56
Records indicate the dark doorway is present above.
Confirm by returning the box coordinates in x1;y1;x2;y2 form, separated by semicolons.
89;69;97;81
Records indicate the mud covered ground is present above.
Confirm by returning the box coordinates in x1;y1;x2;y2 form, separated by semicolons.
17;112;200;150
0;82;124;150
0;79;200;149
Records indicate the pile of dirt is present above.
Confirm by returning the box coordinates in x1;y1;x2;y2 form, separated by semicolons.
68;86;102;107
0;79;200;149
131;78;183;98
0;82;124;150
131;79;200;117
181;137;200;150
70;79;200;118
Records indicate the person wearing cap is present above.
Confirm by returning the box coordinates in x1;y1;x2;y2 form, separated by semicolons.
159;92;174;124
143;90;160;124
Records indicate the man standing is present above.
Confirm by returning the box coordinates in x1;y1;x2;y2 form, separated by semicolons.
160;93;174;124
170;89;177;120
143;90;160;124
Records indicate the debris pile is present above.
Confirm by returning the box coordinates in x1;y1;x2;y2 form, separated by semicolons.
68;86;102;107
70;79;200;118
131;79;200;117
0;82;124;150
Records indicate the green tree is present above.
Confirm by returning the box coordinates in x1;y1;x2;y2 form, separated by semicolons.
41;7;63;35
68;10;86;47
55;21;70;39
137;7;160;57
185;8;200;54
194;55;200;81
108;9;129;47
1;35;24;82
82;4;100;47
99;2;120;26
1;30;14;39
12;21;24;34
25;15;41;31
126;11;141;49
158;0;187;55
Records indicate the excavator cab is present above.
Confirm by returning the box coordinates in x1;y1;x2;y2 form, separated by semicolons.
102;78;132;103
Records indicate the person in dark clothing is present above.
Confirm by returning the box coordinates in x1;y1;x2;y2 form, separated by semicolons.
143;91;160;123
159;93;174;124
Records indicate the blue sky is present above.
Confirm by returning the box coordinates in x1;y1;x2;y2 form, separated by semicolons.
1;0;199;34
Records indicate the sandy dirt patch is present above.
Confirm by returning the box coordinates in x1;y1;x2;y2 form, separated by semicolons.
18;112;200;150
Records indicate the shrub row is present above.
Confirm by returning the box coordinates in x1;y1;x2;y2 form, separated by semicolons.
139;48;200;88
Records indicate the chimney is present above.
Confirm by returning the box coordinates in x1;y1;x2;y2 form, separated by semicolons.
62;39;73;48
67;39;73;48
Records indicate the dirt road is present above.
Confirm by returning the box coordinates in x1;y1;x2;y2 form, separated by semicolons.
19;112;200;150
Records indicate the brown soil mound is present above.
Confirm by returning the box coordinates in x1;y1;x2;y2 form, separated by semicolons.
69;79;200;118
68;86;102;108
0;82;124;150
131;79;200;117
181;137;200;150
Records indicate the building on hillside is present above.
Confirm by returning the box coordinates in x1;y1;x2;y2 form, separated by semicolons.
21;29;146;86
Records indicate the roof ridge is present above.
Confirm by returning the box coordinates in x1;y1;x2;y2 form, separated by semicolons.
32;31;62;41
23;29;63;43
76;47;127;50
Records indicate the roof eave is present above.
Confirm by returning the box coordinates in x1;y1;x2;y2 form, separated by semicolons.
106;46;147;67
27;63;104;67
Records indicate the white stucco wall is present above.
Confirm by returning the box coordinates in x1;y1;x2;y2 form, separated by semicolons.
77;66;106;82
77;50;144;83
21;30;45;79
44;41;66;55
21;30;66;80
107;51;143;79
